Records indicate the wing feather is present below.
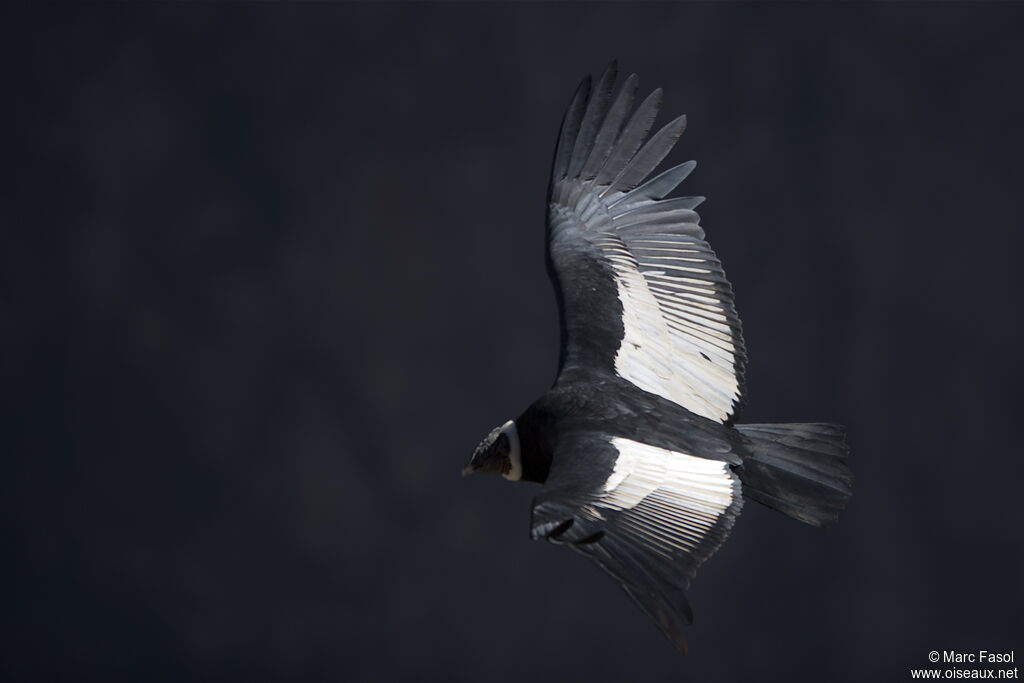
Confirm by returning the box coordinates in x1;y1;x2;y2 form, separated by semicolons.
551;76;592;183
531;434;743;653
581;72;638;180
568;62;617;180
594;88;663;186
610;161;698;208
547;65;747;424
607;114;688;195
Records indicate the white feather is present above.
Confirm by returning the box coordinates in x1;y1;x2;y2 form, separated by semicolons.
600;438;738;551
602;234;739;423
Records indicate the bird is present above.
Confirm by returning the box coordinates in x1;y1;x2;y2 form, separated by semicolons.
462;63;852;653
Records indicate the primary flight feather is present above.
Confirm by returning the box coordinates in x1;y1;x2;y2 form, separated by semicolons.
463;63;852;653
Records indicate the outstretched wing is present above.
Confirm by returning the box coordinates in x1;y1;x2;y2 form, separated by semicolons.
546;63;746;424
531;432;743;652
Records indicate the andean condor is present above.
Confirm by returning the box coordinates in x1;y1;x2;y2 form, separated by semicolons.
462;63;852;653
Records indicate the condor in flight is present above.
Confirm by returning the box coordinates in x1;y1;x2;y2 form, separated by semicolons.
463;63;852;652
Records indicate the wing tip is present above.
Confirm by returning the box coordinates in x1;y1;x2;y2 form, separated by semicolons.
551;74;594;182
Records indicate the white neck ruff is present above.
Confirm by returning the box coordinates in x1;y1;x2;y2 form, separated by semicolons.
500;420;522;481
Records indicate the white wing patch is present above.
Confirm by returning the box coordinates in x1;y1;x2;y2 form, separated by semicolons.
600;437;740;552
595;233;740;423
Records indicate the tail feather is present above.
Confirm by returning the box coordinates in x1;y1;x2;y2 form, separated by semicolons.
736;423;852;526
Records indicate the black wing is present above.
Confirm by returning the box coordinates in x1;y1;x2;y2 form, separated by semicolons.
546;63;747;425
530;431;743;653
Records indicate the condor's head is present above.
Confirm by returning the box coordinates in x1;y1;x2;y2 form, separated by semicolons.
462;420;521;481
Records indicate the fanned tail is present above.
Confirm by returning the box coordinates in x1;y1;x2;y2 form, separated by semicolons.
736;423;852;526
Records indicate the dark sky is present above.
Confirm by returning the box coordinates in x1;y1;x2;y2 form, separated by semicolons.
4;3;1023;681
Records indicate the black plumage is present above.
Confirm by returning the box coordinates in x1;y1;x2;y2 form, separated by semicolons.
464;63;852;653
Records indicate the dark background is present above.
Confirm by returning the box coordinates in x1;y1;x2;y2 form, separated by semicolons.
4;3;1023;681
